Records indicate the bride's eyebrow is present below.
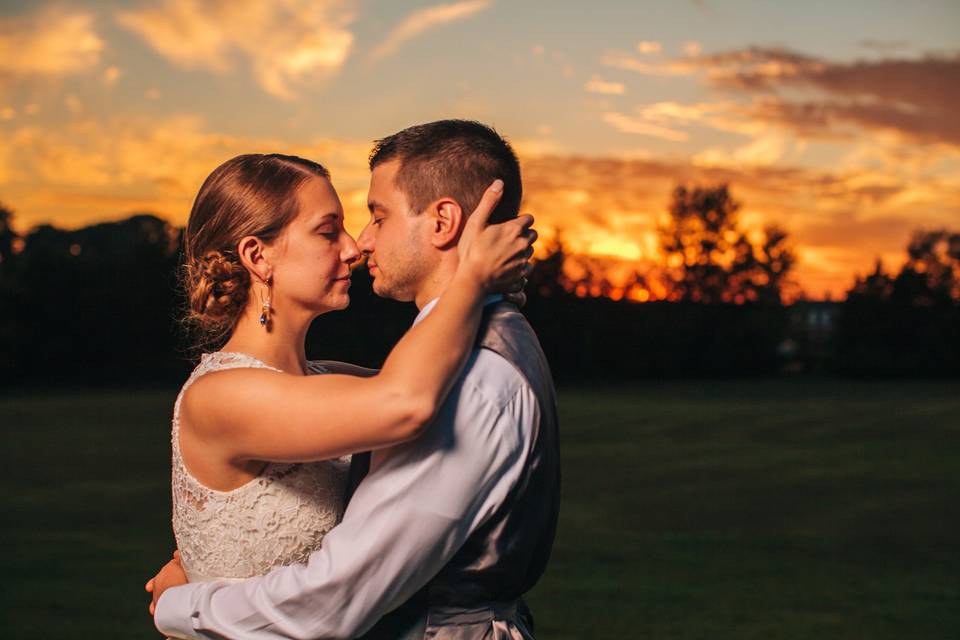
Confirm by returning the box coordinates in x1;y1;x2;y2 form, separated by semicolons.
311;213;338;228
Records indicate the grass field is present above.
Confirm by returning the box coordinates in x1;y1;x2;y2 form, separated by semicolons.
2;380;958;639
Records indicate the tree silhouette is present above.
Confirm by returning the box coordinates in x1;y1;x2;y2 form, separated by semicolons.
0;202;18;279
659;184;795;303
528;232;572;300
0;202;19;372
13;214;185;382
849;258;895;302
898;229;960;305
839;228;960;376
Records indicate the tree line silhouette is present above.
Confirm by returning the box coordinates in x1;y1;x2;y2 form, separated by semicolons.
1;184;957;386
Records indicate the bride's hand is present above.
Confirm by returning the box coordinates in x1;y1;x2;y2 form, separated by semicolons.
457;180;537;294
145;549;187;616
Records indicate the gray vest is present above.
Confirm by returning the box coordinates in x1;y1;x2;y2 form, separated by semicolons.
350;302;560;639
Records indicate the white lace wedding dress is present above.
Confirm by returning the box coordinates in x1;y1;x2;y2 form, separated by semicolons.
170;351;349;584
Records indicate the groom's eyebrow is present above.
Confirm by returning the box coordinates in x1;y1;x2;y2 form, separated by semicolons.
367;200;387;213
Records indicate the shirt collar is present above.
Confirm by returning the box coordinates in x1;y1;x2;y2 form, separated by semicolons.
413;294;503;328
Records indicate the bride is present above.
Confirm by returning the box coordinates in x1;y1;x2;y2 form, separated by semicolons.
146;153;533;607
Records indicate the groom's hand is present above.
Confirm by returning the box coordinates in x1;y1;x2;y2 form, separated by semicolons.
145;550;187;616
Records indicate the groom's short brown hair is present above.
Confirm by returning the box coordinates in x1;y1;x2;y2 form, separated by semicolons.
369;120;522;224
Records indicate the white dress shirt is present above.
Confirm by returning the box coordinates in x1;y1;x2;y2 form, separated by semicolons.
155;298;539;639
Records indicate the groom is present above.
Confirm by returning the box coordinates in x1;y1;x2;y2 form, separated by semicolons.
153;120;560;639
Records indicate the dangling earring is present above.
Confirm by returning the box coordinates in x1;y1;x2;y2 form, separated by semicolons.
258;276;272;328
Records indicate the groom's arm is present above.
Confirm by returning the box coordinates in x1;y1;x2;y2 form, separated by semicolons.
155;350;537;640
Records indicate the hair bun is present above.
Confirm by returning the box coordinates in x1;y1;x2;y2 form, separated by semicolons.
185;250;250;332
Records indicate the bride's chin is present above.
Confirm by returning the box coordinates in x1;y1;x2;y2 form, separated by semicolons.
312;296;350;315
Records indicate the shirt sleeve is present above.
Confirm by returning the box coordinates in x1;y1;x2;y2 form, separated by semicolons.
155;350;538;640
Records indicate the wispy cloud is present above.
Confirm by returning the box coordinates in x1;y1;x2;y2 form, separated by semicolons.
603;111;688;141
369;0;492;63
585;75;625;95
682;41;702;57
0;7;103;79
859;38;910;53
102;66;122;87
601;50;698;77
116;0;355;100
636;40;661;55
602;101;762;141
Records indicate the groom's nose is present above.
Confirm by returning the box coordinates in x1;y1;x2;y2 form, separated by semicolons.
357;223;374;255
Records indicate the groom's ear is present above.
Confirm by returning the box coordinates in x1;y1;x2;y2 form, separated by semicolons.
427;198;464;249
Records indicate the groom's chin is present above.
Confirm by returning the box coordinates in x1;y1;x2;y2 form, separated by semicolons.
370;278;390;299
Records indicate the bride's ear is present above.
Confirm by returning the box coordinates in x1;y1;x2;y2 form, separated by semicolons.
237;235;272;284
429;198;464;249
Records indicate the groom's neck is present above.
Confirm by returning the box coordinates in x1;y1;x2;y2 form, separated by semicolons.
413;255;458;310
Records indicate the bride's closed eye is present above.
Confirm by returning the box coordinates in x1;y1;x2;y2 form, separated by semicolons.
315;224;339;239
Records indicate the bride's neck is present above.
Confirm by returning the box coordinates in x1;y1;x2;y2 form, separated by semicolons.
221;304;312;375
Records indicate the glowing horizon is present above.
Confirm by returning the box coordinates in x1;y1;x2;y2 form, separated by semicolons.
1;0;958;299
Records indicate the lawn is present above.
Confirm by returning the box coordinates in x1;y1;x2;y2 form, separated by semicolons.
2;380;958;638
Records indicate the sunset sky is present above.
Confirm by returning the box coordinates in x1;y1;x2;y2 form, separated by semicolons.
1;0;958;298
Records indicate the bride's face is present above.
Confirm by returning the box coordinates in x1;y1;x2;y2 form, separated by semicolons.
267;176;360;315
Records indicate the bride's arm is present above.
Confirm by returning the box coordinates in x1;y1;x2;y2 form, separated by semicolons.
183;184;535;463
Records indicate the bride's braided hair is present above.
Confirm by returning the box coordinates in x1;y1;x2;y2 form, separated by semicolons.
181;153;330;348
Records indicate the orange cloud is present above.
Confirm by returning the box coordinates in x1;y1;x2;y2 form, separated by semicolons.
116;0;355;100
0;115;373;230
0;7;103;79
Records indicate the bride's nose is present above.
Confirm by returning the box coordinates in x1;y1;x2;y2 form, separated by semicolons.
340;233;361;265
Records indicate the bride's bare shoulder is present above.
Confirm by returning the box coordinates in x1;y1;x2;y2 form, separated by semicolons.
180;367;282;437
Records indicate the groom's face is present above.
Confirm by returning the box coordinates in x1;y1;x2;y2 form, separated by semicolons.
358;159;431;302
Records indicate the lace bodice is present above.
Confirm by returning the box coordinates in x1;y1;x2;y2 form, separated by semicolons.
171;351;348;582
